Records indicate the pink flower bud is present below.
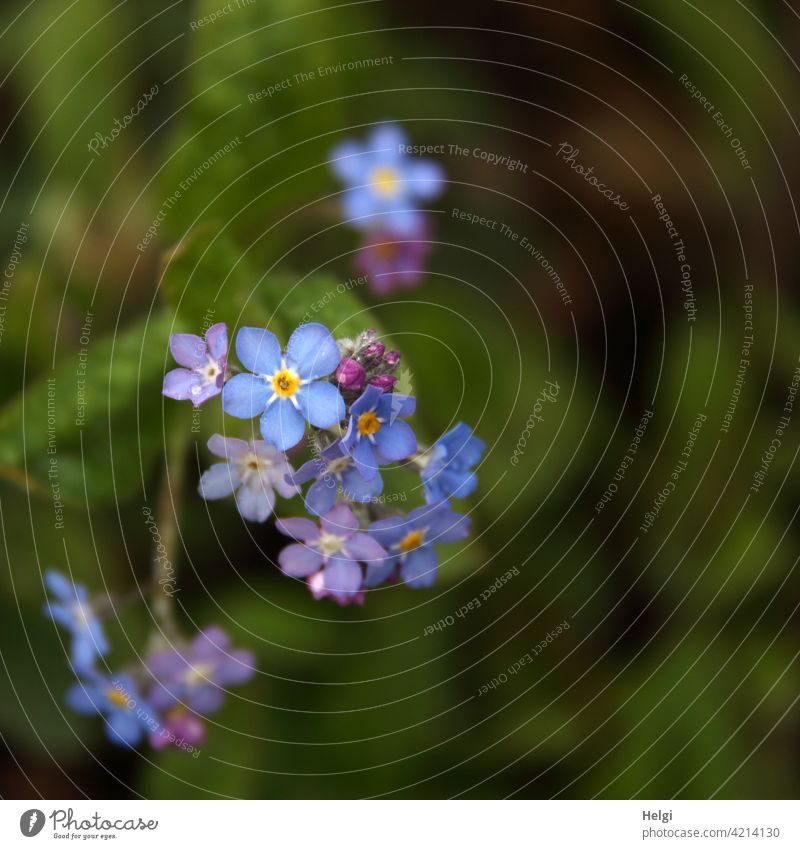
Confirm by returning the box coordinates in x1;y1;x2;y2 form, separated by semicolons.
363;342;385;361
335;358;366;391
369;374;397;392
384;351;401;367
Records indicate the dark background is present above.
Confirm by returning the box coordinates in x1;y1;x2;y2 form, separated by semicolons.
1;0;799;798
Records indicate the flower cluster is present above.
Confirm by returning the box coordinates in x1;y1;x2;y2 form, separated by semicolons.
44;569;255;750
329;124;443;295
163;317;485;606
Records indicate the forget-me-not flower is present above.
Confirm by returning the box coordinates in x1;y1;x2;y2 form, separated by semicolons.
329;124;444;234
421;422;485;502
43;569;109;673
222;323;345;451
367;502;470;589
198;434;298;523
163;322;228;407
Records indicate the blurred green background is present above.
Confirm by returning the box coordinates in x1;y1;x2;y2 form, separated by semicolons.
1;0;799;798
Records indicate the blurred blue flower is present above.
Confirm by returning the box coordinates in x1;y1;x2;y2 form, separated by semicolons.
329;124;444;234
66;673;156;747
341;385;417;480
198;434;299;523
421;422;486;502
288;439;383;517
163;322;228;407
43;569;108;673
222;322;346;451
276;504;388;603
146;626;256;716
367;502;471;589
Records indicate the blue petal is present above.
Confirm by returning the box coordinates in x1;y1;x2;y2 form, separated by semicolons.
369;124;408;157
369;516;408;549
364;555;399;588
222;373;270;419
350;385;382;417
305;476;338;516
44;569;77;601
235;327;282;375
408;160;445;200
71;633;101;674
400;546;439;588
235;480;275;523
296;381;345;428
376;393;416;421
428;510;471;544
350;436;379;481
329;140;368;183
322;556;363;596
342;188;379;228
286;323;340;380
106;710;144;747
198;463;241;500
341;466;383;502
65;681;104;715
260;399;306;451
374;420;416;461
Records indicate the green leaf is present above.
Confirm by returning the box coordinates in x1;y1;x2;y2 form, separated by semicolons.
0;311;176;506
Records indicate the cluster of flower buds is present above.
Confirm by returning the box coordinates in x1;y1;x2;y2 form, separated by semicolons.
42;569;254;750
334;328;403;397
329;124;443;295
163;317;485;607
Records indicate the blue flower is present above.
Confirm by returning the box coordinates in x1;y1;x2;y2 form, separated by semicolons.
198;434;299;523
421;423;486;502
288;439;383;516
341;385;417;480
42;569;109;673
367;502;470;589
329;124;444;234
222;322;346;452
66;673;157;747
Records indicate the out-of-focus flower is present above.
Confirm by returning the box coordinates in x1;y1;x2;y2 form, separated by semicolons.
198;435;298;523
367;502;470;589
276;504;387;602
43;569;109;673
335;357;366;392
149;706;206;752
355;226;433;295
341;385;416;479
66;673;156;747
329;124;444;234
222;323;345;451
287;440;383;516
421;423;486;502
163;323;228;407
308;569;365;607
146;627;256;715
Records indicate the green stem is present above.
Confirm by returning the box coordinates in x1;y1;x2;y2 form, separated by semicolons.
149;418;190;643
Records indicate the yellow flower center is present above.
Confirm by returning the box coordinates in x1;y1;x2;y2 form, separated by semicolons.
271;368;300;398
107;688;130;709
357;411;381;437
371;166;401;197
399;530;425;553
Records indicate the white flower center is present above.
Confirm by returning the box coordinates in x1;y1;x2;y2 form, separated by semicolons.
316;531;345;557
198;356;220;384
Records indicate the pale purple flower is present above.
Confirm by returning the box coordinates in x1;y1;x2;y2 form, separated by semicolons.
198;435;298;523
163;322;228;407
276;504;387;602
355;225;433;296
149;707;206;752
146;627;256;715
